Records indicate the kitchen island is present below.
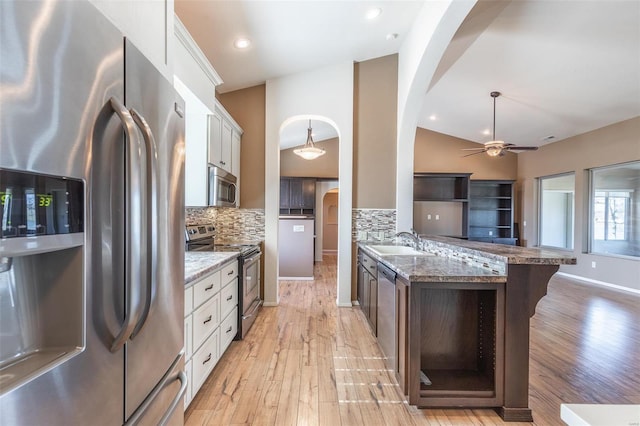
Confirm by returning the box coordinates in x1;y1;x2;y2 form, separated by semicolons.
358;237;576;422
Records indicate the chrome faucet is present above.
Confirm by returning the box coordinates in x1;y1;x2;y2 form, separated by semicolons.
395;231;420;248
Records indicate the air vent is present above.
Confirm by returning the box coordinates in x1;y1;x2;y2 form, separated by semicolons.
541;135;556;142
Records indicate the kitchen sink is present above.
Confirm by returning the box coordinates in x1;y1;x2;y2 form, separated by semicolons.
367;245;434;256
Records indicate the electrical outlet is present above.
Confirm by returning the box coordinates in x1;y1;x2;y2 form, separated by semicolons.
523;220;527;227
427;214;431;220
435;214;439;220
489;230;493;236
591;261;596;268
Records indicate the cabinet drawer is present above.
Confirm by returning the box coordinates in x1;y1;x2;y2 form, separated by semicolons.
185;286;193;316
184;315;193;360
184;360;192;409
192;328;219;396
220;279;238;320
193;270;221;309
361;252;377;276
220;306;238;353
221;260;238;286
192;293;220;352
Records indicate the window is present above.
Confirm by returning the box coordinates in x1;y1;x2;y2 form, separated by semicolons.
589;161;639;258
539;173;575;250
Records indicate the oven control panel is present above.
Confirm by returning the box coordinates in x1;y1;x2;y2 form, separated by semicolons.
185;223;216;242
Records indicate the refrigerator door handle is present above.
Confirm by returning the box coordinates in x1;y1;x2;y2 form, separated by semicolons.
129;108;158;339
109;97;147;353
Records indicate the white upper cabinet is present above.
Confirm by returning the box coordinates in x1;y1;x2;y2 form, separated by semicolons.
208;106;240;175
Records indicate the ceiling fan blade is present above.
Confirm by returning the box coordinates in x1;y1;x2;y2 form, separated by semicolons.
462;150;487;157
504;146;539;151
461;148;486;151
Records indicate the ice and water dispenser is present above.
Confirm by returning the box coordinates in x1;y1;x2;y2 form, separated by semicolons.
0;168;84;394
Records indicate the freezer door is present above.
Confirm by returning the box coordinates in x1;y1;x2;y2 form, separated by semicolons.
123;39;186;421
0;1;125;424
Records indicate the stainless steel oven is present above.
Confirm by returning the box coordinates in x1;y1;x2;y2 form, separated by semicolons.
185;224;261;339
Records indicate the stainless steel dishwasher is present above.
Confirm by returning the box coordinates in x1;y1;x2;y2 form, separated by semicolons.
377;262;397;372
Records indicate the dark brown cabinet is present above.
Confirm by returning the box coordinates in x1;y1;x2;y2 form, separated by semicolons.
413;173;471;201
280;177;316;215
468;180;515;245
406;280;505;409
357;249;377;334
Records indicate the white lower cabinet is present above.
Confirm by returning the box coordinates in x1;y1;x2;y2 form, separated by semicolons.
184;259;238;409
184;360;192;409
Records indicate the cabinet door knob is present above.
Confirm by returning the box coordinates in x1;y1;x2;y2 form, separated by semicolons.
205;284;213;291
203;315;212;324
226;295;233;301
203;353;212;364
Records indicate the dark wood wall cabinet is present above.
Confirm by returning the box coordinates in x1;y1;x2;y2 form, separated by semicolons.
280;177;316;215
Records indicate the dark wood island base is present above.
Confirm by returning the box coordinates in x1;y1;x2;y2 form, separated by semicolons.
359;237;576;423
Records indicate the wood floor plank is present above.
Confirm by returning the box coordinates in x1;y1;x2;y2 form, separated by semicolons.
186;255;640;426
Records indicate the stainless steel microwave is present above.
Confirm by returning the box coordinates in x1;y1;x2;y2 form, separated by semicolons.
208;165;237;207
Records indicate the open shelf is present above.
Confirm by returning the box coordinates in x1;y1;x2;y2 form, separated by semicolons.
469;180;514;243
414;173;471;202
416;285;502;406
420;369;495;397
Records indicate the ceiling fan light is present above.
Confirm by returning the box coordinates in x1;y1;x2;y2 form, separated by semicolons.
293;120;326;160
486;146;502;157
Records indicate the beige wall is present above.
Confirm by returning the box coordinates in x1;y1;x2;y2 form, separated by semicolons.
218;85;266;208
414;128;518;180
354;54;398;209
517;116;640;290
280;138;339;178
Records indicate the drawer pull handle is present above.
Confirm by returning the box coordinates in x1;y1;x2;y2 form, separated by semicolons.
226;295;233;301
204;284;213;291
226;326;233;333
227;270;234;276
203;315;212;324
203;353;212;364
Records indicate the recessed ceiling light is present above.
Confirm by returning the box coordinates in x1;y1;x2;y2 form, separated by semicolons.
386;33;398;41
482;129;491;136
366;8;382;20
429;114;437;121
234;38;251;49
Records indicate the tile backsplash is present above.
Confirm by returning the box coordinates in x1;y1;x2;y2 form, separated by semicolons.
352;209;397;241
186;207;265;240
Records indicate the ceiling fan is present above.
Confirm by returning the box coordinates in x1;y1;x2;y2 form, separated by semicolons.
463;91;539;157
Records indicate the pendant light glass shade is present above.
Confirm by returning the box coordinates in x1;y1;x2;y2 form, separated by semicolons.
293;120;326;160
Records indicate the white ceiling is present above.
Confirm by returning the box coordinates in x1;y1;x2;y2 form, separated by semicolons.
279;119;338;150
176;0;640;150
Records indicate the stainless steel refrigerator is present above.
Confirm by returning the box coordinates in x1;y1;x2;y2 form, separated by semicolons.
0;1;186;424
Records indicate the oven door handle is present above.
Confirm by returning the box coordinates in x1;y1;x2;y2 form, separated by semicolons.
242;299;262;320
243;252;261;265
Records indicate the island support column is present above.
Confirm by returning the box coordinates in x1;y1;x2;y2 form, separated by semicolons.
498;264;559;422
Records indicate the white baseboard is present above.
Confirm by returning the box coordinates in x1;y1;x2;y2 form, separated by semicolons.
262;302;279;307
278;276;314;281
352;300;360;306
556;272;640;296
337;302;354;308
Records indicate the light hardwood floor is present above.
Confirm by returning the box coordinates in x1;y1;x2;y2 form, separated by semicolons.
185;255;640;425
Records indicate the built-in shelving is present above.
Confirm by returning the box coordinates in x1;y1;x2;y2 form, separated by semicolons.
468;180;515;245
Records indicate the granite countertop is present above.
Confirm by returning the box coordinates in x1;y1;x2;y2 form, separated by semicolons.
184;252;238;287
358;236;576;283
423;236;577;265
358;243;506;283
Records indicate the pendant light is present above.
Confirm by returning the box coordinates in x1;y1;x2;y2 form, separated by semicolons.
293;120;326;160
